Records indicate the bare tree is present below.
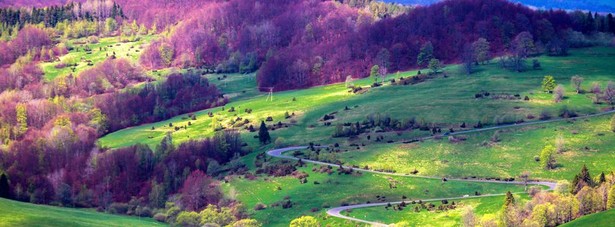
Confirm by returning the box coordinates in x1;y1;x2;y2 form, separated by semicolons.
604;81;615;105
556;134;565;153
591;82;602;103
554;84;565;103
520;171;531;188
571;76;584;93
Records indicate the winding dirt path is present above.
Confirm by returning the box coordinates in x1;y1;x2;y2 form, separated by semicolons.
265;110;615;226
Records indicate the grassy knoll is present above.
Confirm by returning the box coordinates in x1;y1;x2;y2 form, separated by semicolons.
344;195;530;226
99;47;615;150
41;35;155;81
222;164;529;226
561;208;615;227
333;114;615;181
0;198;163;227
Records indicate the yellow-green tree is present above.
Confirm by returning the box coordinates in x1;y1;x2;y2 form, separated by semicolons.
159;43;174;67
540;144;556;169
608;185;615;209
542;75;556;93
290;216;320;227
15;103;27;136
232;219;262;227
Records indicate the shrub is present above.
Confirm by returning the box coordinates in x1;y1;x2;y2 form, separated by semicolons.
109;203;130;214
254;202;266;211
153;213;167;222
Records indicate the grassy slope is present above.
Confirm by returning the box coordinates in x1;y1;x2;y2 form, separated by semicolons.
41;35;154;81
561;209;615;227
344;194;530;226
99;47;614;150
222;164;528;227
334;114;615;181
0;198;164;227
93;47;615;226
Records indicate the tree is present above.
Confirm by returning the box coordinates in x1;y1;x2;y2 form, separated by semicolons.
571;76;584;93
520;171;531;188
159;43;174;67
555;134;565;153
176;211;201;227
149;181;166;208
56;183;73;206
472;38;490;65
542;76;556;93
428;58;442;74
376;48;391;69
417;42;433;67
462;43;474;75
105;18;117;35
199;204;236;226
290;216;320;227
232;219;262;227
504;191;515;207
511;32;535;72
501;191;518;226
15;103;27;137
378;66;388;83
604;81;615;105
181;170;221;211
370;65;380;84
554;85;565;103
0;173;9;198
608;185;615;209
591;82;602;103
540;144;556;170
258;121;271;144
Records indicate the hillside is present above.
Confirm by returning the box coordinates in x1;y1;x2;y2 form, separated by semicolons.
1;0;615;226
0;198;163;227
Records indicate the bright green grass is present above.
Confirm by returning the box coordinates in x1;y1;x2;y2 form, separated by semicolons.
41;35;155;81
99;47;615;150
203;73;260;101
333;114;615;181
561;208;615;227
222;164;530;226
344;194;530;226
0;198;164;227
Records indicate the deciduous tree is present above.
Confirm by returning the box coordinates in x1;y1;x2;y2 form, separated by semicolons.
540;144;556;170
290;216;320;227
571;76;584;93
542;76;556;93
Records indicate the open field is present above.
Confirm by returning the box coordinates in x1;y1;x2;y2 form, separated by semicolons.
0;198;164;227
331;114;615;181
99;47;615;150
222;164;529;226
40;35;155;81
344;194;531;226
561;208;615;227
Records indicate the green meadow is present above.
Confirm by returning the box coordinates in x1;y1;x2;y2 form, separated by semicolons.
561;208;615;227
222;164;528;227
333;114;615;181
40;35;155;81
0;198;164;227
99;47;615;151
344;194;531;227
